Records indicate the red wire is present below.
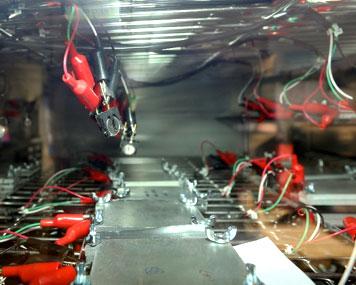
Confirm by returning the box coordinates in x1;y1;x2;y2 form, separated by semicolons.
318;61;339;105
302;86;323;128
67;177;87;188
50;177;88;198
0;229;28;240
63;4;80;75
307;226;356;243
24;185;90;209
255;154;292;210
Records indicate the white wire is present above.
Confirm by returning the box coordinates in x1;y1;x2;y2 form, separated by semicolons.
327;30;354;100
257;171;271;203
279;64;319;104
279;80;301;104
44;167;78;186
261;0;296;20
338;240;356;285
78;7;98;37
20;205;51;215
222;162;251;196
238;68;255;104
307;213;321;242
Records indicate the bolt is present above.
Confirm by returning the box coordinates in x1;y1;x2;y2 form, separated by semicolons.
305;183;315;193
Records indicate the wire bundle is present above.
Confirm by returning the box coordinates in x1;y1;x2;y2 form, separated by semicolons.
221;159;251;197
0;223;40;243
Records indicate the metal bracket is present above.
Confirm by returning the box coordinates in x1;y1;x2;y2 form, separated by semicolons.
205;226;237;244
243;263;265;285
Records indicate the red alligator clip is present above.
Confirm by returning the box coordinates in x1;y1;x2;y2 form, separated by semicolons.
69;44;95;89
29;266;77;285
55;219;91;246
84;167;111;184
276;144;305;195
40;214;87;229
256;97;294;120
62;43;101;112
245;101;268;122
62;73;101;113
250;157;268;170
343;217;356;240
216;150;237;166
1;262;61;283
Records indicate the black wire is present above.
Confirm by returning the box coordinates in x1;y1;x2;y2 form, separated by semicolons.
127;33;325;87
299;205;325;227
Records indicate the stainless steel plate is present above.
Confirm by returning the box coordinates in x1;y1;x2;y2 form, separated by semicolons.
89;238;247;285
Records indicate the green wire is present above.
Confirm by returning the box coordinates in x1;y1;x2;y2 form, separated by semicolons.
230;158;249;188
325;44;343;101
66;6;75;41
26;200;79;212
263;173;293;213
48;170;75;185
45;168;79;186
292;208;310;253
0;222;41;240
232;158;248;174
282;66;318;105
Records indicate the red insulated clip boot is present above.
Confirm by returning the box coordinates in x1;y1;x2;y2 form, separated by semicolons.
80;196;95;204
62;73;101;112
1;262;61;283
69;44;95;88
40;214;87;229
216;150;237;166
55;219;91;246
343;217;356;240
29;266;77;285
84;167;111;183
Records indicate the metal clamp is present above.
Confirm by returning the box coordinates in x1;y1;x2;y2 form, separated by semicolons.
74;263;91;285
205;226;237;244
92;193;112;204
94;208;104;225
192;215;216;228
114;186;130;199
109;171;130;198
86;224;100;247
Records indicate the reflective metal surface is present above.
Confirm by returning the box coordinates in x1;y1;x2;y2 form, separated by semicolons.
89;238;247;285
